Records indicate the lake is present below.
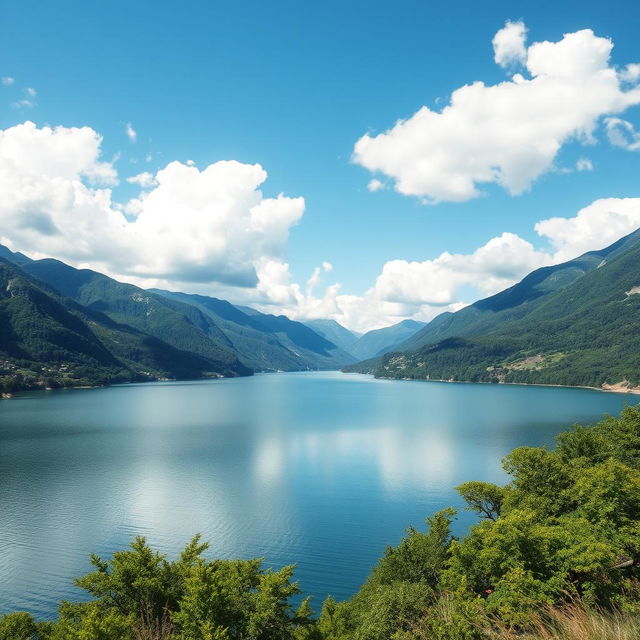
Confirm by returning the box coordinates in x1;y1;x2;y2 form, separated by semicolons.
0;372;637;618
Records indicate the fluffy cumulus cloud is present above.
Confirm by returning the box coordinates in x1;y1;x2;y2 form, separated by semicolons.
492;20;528;68
367;178;385;192
353;23;640;203
372;233;550;305
0;121;304;289
250;197;640;333
535;197;640;262
3;123;640;333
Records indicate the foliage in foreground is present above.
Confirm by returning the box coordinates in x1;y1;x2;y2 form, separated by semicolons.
3;406;640;639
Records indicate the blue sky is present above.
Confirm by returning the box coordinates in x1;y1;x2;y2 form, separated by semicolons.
1;0;640;331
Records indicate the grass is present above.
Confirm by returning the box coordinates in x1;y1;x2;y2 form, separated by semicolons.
484;601;640;640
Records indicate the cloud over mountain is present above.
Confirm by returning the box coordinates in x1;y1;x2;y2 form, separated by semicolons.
0;121;304;288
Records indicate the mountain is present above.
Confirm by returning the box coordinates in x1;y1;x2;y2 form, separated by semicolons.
349;319;426;361
0;243;356;382
0;244;32;267
347;229;640;390
398;228;640;354
0;257;239;393
303;318;360;353
18;258;251;377
152;291;355;371
231;305;357;369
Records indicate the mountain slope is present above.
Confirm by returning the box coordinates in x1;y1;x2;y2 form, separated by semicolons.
398;228;640;354
350;319;426;361
303;318;360;354
19;259;250;377
235;306;357;368
152;290;328;371
0;258;226;392
359;232;640;390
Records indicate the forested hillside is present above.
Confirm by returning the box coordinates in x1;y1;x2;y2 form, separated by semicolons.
0;244;357;392
21;259;248;374
303;318;360;354
0;258;246;394
346;229;640;391
155;290;356;371
398;228;640;355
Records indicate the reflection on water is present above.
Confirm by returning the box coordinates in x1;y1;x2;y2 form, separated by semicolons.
0;372;636;618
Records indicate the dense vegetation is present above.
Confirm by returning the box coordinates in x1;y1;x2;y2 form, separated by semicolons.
0;243;365;393
157;291;356;371
0;244;356;389
346;229;640;390
3;405;639;639
0;256;250;394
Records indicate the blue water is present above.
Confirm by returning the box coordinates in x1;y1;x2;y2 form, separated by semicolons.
0;372;636;618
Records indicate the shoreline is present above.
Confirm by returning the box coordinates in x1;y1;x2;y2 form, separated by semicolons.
5;370;640;400
368;374;640;396
0;369;340;400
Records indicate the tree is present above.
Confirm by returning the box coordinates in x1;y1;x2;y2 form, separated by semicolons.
456;482;504;521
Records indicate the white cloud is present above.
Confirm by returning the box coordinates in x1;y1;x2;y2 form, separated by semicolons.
126;171;157;188
0;121;303;288
367;178;385;192
372;233;551;306
493;20;527;68
604;117;640;150
125;122;137;142
26;87;36;97
247;197;640;333
353;24;640;203
535;197;640;262
1;77;15;86
620;63;640;83
2;124;640;334
576;157;593;171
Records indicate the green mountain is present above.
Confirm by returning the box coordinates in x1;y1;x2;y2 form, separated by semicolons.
349;319;426;361
0;258;236;393
303;318;360;354
152;291;355;371
346;229;640;390
19;258;251;377
0;244;32;267
0;244;352;380
399;228;640;353
232;305;357;369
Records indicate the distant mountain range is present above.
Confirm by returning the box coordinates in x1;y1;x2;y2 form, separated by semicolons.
152;291;355;371
348;319;426;361
7;225;635;395
345;228;640;391
0;245;360;393
303;318;427;361
303;318;361;354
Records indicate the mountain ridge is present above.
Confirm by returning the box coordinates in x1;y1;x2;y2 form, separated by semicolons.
345;227;640;391
0;257;243;394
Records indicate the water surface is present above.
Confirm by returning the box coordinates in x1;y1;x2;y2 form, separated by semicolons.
0;372;636;618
